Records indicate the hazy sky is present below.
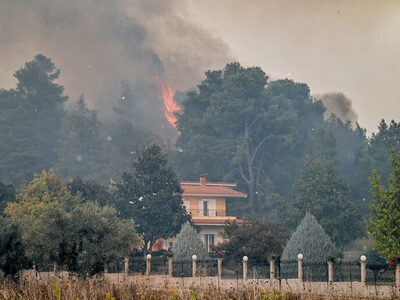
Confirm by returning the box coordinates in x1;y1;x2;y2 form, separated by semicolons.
184;0;400;134
0;0;399;134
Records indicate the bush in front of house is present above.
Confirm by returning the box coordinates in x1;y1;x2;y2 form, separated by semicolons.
172;222;208;261
281;212;337;262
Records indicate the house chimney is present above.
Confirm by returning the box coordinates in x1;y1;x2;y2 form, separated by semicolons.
200;176;206;186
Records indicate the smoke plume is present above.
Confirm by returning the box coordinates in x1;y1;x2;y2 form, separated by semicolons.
317;92;358;124
0;0;232;137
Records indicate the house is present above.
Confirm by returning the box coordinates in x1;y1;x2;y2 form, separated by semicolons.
181;177;247;251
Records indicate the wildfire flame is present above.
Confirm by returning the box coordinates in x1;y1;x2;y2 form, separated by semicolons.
157;76;181;128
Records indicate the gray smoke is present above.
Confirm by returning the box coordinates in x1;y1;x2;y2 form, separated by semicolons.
0;0;232;135
317;92;358;123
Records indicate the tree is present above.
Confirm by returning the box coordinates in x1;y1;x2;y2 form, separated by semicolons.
5;170;139;276
0;55;67;184
23;201;139;276
0;89;42;184
176;63;303;216
281;213;337;262
114;143;190;253
172;222;208;261
214;218;288;263
5;169;78;220
55;96;104;181
175;63;328;217
0;217;28;278
368;151;400;260
292;159;362;248
352;119;400;216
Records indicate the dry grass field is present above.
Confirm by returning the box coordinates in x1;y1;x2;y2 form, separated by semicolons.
0;277;396;300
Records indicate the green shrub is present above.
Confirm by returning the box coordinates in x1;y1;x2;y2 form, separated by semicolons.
281;213;337;262
172;222;208;261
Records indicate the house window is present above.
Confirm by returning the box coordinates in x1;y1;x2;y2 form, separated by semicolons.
204;234;215;252
198;199;216;216
203;200;208;216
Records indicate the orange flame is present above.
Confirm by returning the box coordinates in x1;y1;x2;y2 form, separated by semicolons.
157;76;181;128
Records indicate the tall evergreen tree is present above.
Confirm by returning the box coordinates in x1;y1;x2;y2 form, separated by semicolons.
0;55;67;184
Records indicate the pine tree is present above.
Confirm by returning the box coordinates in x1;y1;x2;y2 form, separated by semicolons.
172;222;208;261
0;55;67;184
281;213;337;262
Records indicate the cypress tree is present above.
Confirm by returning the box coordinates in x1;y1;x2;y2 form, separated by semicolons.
172;222;208;261
281;213;337;262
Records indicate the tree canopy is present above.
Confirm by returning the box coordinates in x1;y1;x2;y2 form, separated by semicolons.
368;150;400;260
4;170;140;276
114;143;190;253
214;219;288;263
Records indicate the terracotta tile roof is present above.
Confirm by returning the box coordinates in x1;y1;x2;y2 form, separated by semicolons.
181;184;246;197
181;177;247;198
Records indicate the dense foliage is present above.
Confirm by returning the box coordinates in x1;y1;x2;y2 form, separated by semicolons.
368;151;400;260
214;219;288;263
4;170;140;277
172;222;208;261
281;213;337;262
0;217;28;278
114;143;190;253
291;159;362;248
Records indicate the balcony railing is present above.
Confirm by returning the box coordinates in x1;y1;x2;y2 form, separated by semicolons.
186;209;226;217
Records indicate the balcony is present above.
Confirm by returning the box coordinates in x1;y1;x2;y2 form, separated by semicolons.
186;208;226;217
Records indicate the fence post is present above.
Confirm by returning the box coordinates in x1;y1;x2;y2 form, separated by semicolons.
270;259;275;280
327;261;334;283
146;254;151;276
124;257;129;276
192;255;197;277
360;255;366;285
217;258;223;280
168;258;173;277
396;263;400;288
243;256;248;280
297;254;303;282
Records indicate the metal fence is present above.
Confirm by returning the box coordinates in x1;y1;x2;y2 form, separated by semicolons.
278;260;297;279
221;260;242;279
27;257;398;288
333;261;361;282
172;260;192;277
197;259;218;277
366;261;396;285
248;260;270;279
